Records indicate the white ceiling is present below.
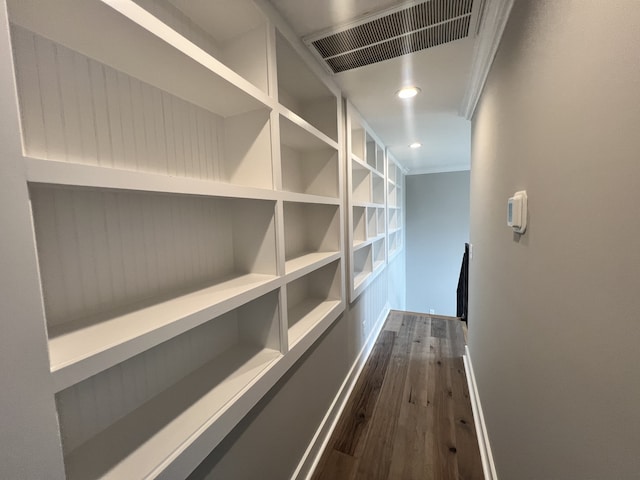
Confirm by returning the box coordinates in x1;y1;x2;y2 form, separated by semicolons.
269;0;477;174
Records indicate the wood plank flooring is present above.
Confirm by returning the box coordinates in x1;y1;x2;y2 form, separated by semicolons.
312;311;483;480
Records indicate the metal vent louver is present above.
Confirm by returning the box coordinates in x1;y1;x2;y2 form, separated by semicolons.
308;0;473;73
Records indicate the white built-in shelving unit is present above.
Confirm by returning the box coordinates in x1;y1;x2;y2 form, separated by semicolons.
4;0;344;477
387;152;405;261
346;101;389;300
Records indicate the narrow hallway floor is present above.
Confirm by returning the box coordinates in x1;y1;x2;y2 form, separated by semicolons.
311;310;483;480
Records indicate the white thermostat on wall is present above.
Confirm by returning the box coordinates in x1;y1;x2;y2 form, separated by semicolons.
507;190;527;233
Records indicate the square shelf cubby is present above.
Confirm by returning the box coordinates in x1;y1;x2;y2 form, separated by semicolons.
352;206;366;245
365;133;377;169
286;260;341;346
375;143;385;173
372;174;385;205
350;116;365;160
376;207;386;236
367;206;378;239
352;162;371;203
283;201;340;275
353;245;373;290
373;237;386;270
280;115;339;198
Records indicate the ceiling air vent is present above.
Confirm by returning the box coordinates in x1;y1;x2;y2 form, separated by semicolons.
305;0;474;74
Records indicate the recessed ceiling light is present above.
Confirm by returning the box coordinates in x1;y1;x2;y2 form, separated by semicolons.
409;142;422;149
396;86;421;99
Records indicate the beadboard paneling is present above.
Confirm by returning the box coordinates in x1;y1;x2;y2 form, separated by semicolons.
12;27;230;180
30;185;276;330
56;311;239;455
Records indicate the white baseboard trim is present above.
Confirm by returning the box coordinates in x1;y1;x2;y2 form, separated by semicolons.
464;345;498;480
290;303;391;480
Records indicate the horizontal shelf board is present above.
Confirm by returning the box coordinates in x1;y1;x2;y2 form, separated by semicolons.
280;114;339;152
64;345;281;480
373;260;385;271
10;0;273;118
50;273;281;392
288;298;341;347
353;233;385;252
352;258;386;301
388;227;402;234
350;155;384;179
353;270;370;291
278;106;339;151
369;232;386;243
350;153;365;165
350;155;369;171
279;190;340;205
353;240;371;252
352;201;384;209
25;158;279;201
284;251;341;281
371;168;384;179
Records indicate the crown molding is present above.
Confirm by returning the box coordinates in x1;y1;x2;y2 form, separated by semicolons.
407;164;470;176
460;0;514;120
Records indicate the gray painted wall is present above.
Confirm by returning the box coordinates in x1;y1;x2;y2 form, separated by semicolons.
469;1;640;478
406;171;470;316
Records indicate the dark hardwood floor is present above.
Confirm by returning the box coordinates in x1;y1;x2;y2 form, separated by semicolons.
311;311;483;480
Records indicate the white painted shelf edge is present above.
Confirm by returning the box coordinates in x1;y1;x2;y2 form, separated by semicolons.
277;105;339;150
101;0;274;110
352;201;385;208
288;299;341;347
25;157;280;201
351;155;384;178
352;239;366;249
353;233;385;252
284;251;341;282
280;190;340;205
10;0;275;118
50;273;282;392
351;256;386;303
353;270;369;291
